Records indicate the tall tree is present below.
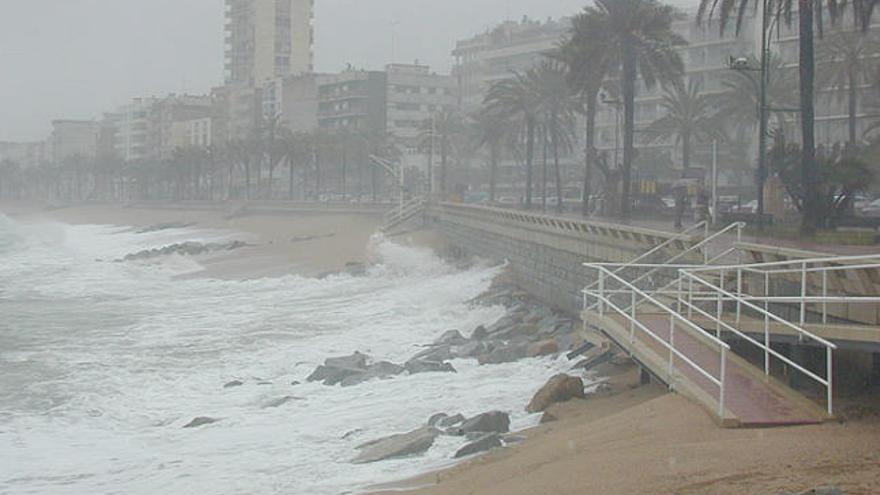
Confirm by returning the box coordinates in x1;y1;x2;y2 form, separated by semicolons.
472;110;508;203
532;59;578;213
485;72;541;209
817;28;880;147
555;10;616;216
645;79;726;173
418;108;464;197
715;53;798;138
698;0;877;233
588;0;686;218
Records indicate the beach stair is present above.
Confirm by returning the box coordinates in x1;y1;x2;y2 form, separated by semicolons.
583;308;829;428
381;196;427;234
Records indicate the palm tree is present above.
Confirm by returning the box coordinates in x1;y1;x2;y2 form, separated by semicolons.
532;59;578;213
714;53;798;138
698;0;877;233
817;28;880;147
587;0;686;218
472;110;509;203
485;72;541;209
418;108;463;196
555;10;616;216
646;80;726;173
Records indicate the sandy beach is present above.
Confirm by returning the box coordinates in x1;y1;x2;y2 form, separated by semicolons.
3;201;444;279
374;363;880;495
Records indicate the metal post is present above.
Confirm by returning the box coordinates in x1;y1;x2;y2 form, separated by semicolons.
677;273;683;314
711;139;718;225
764;271;770;375
800;262;808;327
630;291;636;344
822;269;828;325
716;269;724;338
826;347;834;416
736;268;743;324
719;347;727;418
669;313;675;383
688;277;694;318
598;270;605;316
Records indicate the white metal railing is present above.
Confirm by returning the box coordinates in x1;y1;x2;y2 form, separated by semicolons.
584;264;731;418
382;196;426;231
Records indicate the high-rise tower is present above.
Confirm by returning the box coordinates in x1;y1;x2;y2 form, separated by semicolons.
225;0;314;85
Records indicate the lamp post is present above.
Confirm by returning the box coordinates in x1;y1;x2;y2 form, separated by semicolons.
601;95;622;170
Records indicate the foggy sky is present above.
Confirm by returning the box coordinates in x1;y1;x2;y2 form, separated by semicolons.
1;0;694;142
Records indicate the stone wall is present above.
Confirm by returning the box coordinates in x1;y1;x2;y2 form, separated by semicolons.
430;203;700;316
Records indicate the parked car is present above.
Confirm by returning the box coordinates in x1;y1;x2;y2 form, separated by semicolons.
860;198;880;218
730;200;758;214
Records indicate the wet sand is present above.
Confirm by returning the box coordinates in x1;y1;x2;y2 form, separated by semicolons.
3;202;443;279
372;365;880;495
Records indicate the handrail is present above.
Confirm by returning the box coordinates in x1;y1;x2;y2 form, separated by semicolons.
584;264;730;417
686;253;880;273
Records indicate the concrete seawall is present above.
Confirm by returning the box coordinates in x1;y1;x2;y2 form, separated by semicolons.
429;203;700;316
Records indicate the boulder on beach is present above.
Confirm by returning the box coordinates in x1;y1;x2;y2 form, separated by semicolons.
477;343;527;365
352;427;439;464
454;433;502;458
428;412;465;428
262;396;304;408
527;339;559;357
471;325;488;340
526;374;585;413
223;380;244;389
307;352;371;386
405;360;456;375
455;411;510;435
340;361;405;387
183;417;219;428
434;329;467;345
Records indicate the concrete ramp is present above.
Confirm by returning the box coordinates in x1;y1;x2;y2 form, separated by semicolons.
583;310;828;428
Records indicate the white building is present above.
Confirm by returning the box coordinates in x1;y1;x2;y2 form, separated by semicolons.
225;0;314;86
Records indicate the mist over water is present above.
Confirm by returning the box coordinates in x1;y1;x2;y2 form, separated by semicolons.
0;217;571;494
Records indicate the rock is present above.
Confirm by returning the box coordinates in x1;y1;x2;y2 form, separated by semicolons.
262;396;303;408
291;380;301;386
325;352;369;370
527;339;559;357
405;360;456;374
437;413;465;428
341;428;363;440
428;413;449;427
344;262;367;276
352;427;439;464
120;240;246;262
526;374;585;413
452;340;488;359
540;411;558;424
340;361;404;387
457;411;510;435
477;343;527;365
471;325;488;340
566;341;596;360
410;345;454;363
183;417;219;428
435;329;466;345
454;433;502;458
223;380;244;388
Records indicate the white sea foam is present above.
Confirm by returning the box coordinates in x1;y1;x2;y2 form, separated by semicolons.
0;218;575;494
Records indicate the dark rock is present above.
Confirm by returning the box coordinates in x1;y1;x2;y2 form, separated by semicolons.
566;341;596;360
435;329;466;345
452;340;488;359
501;434;526;445
341;361;405;387
526;374;585;413
458;411;510;435
477;343;527;365
410;345;454;363
437;413;465;428
307;365;363;386
183;417;219;428
405;360;456;374
352;427;439;464
540;411;558;424
341;428;363;440
527;339;559;357
262;396;304;408
344;262;367;276
290;380;301;386
454;433;502;458
428;413;449;427
783;488;844;495
471;325;488;340
120;240;246;262
325;352;369;370
223;380;244;389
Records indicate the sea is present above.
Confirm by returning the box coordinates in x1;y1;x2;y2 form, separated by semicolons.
0;214;573;495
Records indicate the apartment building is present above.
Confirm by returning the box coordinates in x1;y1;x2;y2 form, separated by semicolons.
49;120;99;163
0;141;47;168
452;17;569;111
225;0;314;86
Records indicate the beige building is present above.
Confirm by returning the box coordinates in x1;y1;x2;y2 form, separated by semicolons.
49;120;98;163
386;63;458;152
0;141;47;168
225;0;314;86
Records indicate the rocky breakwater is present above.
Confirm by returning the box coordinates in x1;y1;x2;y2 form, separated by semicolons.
117;240;247;262
303;275;617;464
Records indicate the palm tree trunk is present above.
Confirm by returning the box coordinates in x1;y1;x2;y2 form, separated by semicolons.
799;0;818;234
553;125;563;214
848;67;857;148
542;126;548;212
582;92;597;217
440;137;448;196
682;130;691;174
525;117;535;209
621;40;637;219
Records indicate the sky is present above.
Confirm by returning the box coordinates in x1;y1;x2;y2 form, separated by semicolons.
0;0;694;142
